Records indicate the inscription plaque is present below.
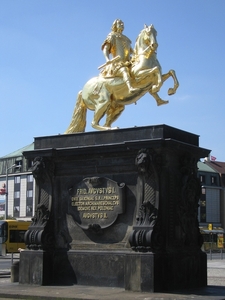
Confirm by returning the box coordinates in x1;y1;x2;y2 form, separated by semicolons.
69;177;125;229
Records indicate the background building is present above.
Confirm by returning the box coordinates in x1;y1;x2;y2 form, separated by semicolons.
0;143;34;220
197;159;225;251
203;159;225;230
197;161;222;228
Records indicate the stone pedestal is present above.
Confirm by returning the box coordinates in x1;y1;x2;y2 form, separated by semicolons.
19;250;53;285
20;125;209;292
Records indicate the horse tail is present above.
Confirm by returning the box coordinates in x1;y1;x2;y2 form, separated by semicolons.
65;91;87;133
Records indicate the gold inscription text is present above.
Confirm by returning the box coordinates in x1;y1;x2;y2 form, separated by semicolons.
71;186;119;219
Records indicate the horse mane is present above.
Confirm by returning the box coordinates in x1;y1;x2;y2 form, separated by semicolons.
134;28;146;55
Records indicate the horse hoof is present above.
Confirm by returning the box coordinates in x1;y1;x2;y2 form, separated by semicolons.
168;88;175;95
106;127;119;130
157;100;169;106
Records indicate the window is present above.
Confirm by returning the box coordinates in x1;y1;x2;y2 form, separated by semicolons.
200;200;206;207
211;176;217;185
14;206;20;217
15;159;22;171
14;199;20;206
27;159;33;169
27;175;33;182
26;177;33;217
27;190;33;198
26;206;33;215
0;204;5;212
206;189;220;223
14;191;20;198
200;213;206;223
199;191;206;223
14;188;20;218
14;176;21;193
9;230;26;243
14;176;20;184
26;198;33;217
200;175;205;183
27;174;33;191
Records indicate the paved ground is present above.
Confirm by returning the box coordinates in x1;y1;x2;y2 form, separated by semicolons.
0;257;224;300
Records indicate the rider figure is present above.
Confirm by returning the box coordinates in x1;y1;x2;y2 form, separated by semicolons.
101;19;137;93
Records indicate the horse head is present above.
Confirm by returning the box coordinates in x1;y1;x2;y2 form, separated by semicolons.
132;24;160;80
134;24;158;57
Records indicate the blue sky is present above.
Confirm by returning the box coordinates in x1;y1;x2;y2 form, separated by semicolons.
1;1;225;161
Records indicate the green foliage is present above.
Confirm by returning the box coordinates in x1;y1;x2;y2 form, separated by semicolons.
0;215;16;220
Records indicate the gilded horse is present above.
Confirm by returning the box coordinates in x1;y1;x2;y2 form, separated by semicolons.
65;24;179;133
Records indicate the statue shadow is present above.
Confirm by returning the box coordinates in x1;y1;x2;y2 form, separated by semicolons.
170;285;225;297
53;250;77;285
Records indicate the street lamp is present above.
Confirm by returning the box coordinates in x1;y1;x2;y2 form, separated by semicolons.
5;164;21;220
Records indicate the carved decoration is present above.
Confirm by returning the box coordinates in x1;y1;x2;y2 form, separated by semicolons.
25;156;55;250
177;155;203;249
129;149;162;252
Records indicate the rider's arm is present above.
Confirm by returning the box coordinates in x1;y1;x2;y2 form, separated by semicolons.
102;43;110;62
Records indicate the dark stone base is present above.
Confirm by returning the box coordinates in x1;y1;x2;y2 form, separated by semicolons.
19;249;207;292
21;125;210;292
153;252;207;292
19;250;53;285
11;261;19;283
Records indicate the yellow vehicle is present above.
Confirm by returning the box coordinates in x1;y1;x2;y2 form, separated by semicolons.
200;226;224;251
0;220;31;253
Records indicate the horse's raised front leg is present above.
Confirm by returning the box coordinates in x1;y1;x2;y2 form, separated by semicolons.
149;66;163;94
162;69;179;95
132;66;162;94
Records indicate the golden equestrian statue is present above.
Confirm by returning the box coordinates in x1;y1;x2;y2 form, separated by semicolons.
65;19;179;133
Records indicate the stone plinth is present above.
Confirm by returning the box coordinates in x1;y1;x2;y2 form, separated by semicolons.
19;125;209;292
